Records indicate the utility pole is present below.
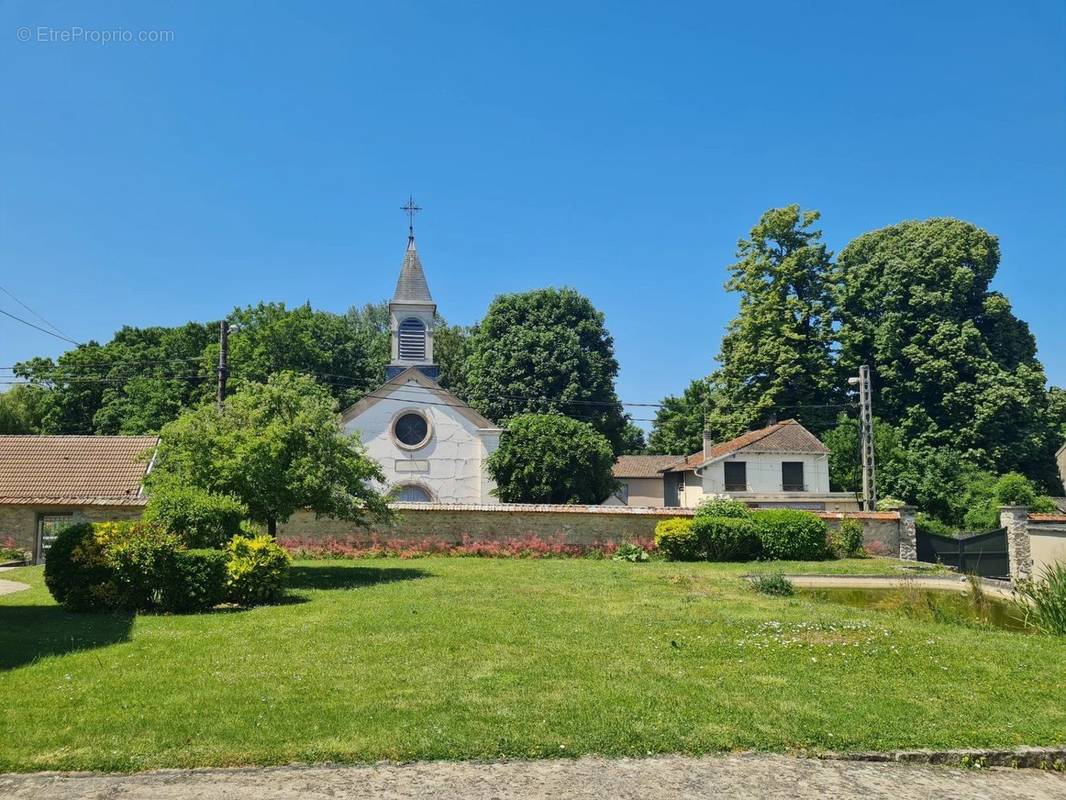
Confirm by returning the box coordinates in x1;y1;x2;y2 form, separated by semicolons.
217;320;231;411
849;365;877;511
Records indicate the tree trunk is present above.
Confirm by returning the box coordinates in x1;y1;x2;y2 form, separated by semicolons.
267;518;277;537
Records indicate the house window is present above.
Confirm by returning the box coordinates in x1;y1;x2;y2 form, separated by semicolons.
392;411;431;449
782;462;805;492
614;482;630;505
724;461;747;492
395;484;432;502
36;512;74;564
398;317;427;361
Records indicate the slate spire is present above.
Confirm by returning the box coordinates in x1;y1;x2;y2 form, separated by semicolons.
391;236;434;305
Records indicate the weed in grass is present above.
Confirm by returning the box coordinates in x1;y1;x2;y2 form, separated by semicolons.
749;573;794;597
1012;564;1066;635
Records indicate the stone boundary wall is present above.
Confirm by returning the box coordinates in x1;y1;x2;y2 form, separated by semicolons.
278;503;905;554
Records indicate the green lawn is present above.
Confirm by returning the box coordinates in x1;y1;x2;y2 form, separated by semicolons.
0;557;1062;772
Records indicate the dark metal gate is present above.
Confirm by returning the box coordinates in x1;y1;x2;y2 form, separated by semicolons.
916;528;1009;579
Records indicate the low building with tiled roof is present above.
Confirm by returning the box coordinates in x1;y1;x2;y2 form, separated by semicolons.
604;420;859;511
603;454;684;507
0;435;157;563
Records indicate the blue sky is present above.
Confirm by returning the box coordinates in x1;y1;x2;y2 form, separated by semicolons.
2;1;1064;425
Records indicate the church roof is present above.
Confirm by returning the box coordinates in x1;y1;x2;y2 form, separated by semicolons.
392;238;434;305
340;367;500;431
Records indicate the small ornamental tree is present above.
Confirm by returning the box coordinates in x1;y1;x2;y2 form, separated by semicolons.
148;372;390;535
486;413;617;504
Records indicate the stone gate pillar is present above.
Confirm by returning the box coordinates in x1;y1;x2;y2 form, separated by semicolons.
898;505;917;561
1000;505;1032;584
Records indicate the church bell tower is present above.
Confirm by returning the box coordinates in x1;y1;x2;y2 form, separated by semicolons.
386;197;438;380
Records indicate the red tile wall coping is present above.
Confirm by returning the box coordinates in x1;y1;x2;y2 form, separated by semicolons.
1029;514;1066;523
388;502;901;521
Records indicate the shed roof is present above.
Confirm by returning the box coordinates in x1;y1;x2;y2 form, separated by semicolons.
0;435;157;506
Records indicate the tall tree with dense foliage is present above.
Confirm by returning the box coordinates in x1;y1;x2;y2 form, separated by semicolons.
0;384;49;433
648;376;720;455
464;288;629;452
15;323;214;434
833;218;1058;487
486;413;617;504
708;206;837;438
148;372;389;535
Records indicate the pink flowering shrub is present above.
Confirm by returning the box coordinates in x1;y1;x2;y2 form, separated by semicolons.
278;533;656;560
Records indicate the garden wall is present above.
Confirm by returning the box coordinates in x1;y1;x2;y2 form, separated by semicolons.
278;503;906;553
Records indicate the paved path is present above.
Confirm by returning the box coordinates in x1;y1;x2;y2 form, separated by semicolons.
0;578;29;596
2;755;1064;799
783;574;1016;599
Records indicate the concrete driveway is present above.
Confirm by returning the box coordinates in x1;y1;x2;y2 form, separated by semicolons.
2;755;1063;800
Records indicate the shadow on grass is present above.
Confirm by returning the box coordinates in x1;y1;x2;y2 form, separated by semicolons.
0;605;134;671
288;564;430;591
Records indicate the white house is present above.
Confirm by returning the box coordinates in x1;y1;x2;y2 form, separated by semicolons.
607;420;859;511
340;233;502;503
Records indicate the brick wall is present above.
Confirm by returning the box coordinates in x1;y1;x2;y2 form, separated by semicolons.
0;503;144;562
279;503;904;552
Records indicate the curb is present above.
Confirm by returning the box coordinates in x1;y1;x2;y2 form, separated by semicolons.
815;746;1066;770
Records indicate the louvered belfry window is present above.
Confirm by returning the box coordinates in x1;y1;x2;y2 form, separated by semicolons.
398;317;427;360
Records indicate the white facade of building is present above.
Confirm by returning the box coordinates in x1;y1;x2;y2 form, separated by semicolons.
700;451;831;495
340;233;503;504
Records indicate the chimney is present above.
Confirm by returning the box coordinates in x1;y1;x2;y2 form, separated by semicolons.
704;431;715;460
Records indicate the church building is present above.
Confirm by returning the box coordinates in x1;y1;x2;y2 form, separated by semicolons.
340;227;502;504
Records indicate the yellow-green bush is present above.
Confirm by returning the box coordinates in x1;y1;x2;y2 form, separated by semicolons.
226;535;291;605
654;518;699;561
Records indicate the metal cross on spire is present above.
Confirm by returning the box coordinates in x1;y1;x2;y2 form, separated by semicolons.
401;195;422;241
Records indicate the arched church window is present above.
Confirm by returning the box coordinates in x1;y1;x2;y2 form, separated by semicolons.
393;411;431;449
398;317;427;361
395;484;432;502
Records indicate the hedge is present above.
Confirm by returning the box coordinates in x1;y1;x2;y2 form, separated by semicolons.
654;518;699;561
752;509;830;561
143;483;248;549
693;516;761;561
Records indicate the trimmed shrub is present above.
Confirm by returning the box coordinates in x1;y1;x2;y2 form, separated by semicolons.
107;524;182;609
160;549;228;612
143;484;247;549
694;497;751;519
693;516;761;561
829;518;864;558
1032;495;1059;514
44;522;118;611
876;496;906;511
226;535;291;605
654;518;698;561
752;509;830;561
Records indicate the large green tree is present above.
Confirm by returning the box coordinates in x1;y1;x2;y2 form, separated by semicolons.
834;218;1058;488
486;413;617;504
0;384;49;434
464;288;629;453
647;376;720;456
148;372;388;535
708;206;837;438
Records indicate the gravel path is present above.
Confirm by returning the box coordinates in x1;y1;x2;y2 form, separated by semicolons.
2;755;1064;799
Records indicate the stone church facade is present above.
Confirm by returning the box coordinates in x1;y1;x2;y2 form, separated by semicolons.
339;234;503;503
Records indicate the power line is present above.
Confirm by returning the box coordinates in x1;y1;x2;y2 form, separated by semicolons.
0;284;74;340
0;308;82;346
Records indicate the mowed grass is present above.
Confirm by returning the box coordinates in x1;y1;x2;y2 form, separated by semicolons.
1;557;1063;772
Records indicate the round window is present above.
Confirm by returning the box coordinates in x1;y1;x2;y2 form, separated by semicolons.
393;412;430;448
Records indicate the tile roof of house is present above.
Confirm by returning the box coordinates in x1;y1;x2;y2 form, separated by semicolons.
612;454;684;478
0;435;158;506
664;420;829;472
